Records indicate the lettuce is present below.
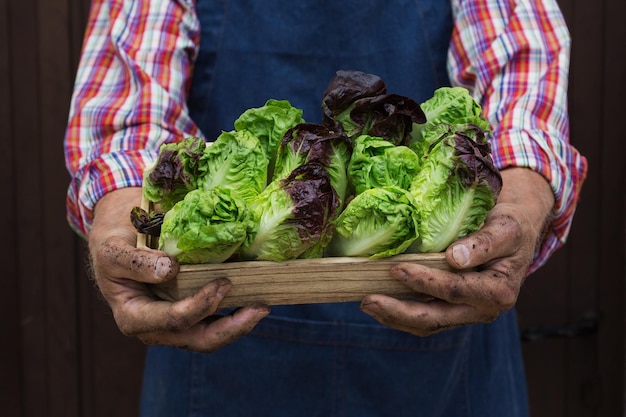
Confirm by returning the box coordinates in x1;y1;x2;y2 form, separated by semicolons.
198;129;269;204
327;186;420;259
158;187;249;264
348;135;421;195
322;70;425;145
142;137;207;210
273;123;352;205
409;124;502;253
233;99;305;178
240;163;340;262
321;69;387;131
409;86;491;155
134;71;505;265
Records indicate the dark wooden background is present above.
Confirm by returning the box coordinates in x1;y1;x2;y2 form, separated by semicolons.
2;0;624;416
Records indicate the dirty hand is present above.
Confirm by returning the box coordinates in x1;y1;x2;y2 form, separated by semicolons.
88;187;270;352
360;168;555;336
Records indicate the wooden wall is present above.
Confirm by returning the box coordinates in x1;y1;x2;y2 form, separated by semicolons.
1;1;145;416
516;0;626;415
2;0;624;416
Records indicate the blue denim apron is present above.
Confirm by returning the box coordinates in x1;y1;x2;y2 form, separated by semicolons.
140;1;530;416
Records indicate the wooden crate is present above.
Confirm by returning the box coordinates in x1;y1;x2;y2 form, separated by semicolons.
138;197;452;308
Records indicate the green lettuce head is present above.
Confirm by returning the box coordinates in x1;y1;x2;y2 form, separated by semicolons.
348;135;421;195
409;86;491;155
142;137;207;210
158;187;249;264
233;99;305;177
409;124;502;253
327;186;420;259
198;129;269;204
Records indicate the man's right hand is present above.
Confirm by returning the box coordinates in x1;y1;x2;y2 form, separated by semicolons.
88;187;270;352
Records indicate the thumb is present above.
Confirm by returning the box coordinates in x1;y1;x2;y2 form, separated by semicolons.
92;235;180;284
445;209;524;270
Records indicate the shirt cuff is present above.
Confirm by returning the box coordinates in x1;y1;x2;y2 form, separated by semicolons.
66;149;158;239
491;128;587;273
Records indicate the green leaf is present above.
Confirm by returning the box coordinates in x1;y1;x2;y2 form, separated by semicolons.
158;187;249;264
348;135;421;195
199;129;268;204
328;186;419;259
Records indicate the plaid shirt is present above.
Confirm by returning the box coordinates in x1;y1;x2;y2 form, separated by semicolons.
65;0;587;272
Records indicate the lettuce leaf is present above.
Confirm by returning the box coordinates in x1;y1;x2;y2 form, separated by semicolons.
322;70;425;145
327;186;420;259
198;129;269;204
274;123;352;205
409;124;502;253
348;134;421;195
158;187;249;264
142;137;207;210
233;99;305;178
240;163;340;262
409;86;491;155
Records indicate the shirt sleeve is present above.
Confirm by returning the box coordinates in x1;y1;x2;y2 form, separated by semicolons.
64;0;202;239
449;0;588;273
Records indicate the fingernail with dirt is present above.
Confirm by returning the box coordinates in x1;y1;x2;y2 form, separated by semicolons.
391;265;407;281
360;298;379;314
452;244;470;267
155;257;172;279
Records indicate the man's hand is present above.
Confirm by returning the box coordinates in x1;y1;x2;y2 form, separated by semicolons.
88;187;270;352
360;168;555;336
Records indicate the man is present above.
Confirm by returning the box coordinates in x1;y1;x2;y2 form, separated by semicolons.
65;0;586;415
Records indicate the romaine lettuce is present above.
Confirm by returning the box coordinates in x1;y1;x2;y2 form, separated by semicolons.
274;123;352;205
321;69;387;132
198;129;269;204
233;99;305;178
327;186;420;259
409;86;491;155
344;94;426;145
409;124;502;253
240;163;340;262
142;137;207;210
322;70;425;145
348;135;421;195
158;187;249;264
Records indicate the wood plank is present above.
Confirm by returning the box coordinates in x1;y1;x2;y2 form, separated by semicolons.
0;0;23;414
597;0;626;414
9;0;48;415
37;0;81;415
151;253;457;308
66;2;147;416
562;0;605;415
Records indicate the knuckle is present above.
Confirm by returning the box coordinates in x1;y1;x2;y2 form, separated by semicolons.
164;313;193;333
491;285;518;311
129;250;153;273
115;317;140;337
93;240;116;267
490;212;524;242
